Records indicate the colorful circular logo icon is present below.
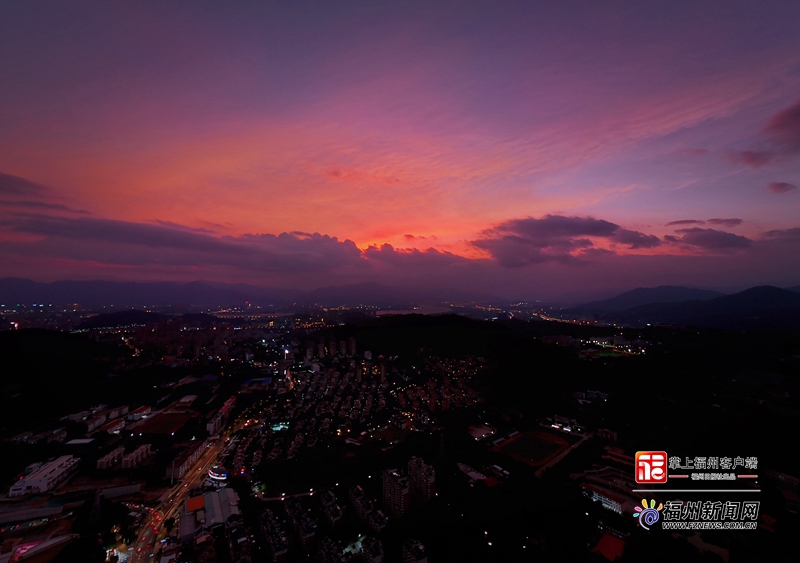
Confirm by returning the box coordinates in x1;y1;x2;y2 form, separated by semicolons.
634;499;663;530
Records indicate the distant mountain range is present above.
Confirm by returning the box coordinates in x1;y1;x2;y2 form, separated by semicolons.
570;285;726;314
0;278;500;308
573;286;800;330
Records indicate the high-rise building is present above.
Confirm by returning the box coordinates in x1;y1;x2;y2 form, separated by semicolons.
382;469;409;518
348;336;356;356
407;457;436;504
339;340;347;356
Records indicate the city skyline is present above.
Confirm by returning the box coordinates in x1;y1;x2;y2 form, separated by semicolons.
2;1;800;297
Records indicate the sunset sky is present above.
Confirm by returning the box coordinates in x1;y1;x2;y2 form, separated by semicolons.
1;1;799;298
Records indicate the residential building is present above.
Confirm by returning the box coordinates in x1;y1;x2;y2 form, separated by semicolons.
382;469;409;518
96;447;125;469
165;442;203;480
408;457;435;504
121;444;152;468
349;486;373;519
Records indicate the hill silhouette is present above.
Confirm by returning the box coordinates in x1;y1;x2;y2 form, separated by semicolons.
570;285;724;314
607;286;800;329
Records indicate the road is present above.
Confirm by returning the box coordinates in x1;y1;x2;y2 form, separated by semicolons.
130;438;226;562
256;490;316;502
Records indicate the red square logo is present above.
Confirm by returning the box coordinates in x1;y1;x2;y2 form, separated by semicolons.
635;451;668;483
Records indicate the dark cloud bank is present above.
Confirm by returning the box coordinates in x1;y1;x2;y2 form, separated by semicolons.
1;179;798;296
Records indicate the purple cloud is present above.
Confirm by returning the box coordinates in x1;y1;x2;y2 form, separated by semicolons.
609;228;662;249
364;244;464;268
707;218;743;227
665;219;704;226
763;227;800;239
764;98;800;150
0;214;369;274
673;227;752;250
1;208;798;298
768;181;797;194
0;172;47;195
6;214;241;253
725;149;776;167
667;218;742;228
152;220;216;234
0;200;89;214
471;215;661;267
0;215;495;292
0;173;90;218
470;235;582;267
487;215;619;242
728;98;800;167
